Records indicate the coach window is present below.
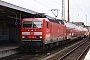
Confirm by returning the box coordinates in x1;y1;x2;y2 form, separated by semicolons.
47;22;49;28
68;29;71;33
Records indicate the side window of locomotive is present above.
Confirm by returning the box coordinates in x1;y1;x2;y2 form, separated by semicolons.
47;22;49;28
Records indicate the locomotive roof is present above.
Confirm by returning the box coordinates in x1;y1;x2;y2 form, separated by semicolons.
46;18;64;25
45;15;64;24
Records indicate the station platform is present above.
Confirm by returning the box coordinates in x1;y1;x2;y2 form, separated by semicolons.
84;49;90;60
0;43;20;58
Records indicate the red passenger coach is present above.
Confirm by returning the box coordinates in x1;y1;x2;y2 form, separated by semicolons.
65;22;88;40
20;18;66;52
65;22;78;40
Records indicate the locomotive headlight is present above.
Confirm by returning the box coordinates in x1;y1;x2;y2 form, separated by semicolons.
22;36;25;38
40;36;42;38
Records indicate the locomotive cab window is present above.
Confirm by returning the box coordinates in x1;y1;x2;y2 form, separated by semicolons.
33;21;42;28
23;21;32;28
23;21;42;28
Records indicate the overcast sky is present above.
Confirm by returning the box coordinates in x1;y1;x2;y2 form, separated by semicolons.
1;0;90;26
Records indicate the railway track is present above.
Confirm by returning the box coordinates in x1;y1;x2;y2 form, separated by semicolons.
58;38;90;60
44;37;90;60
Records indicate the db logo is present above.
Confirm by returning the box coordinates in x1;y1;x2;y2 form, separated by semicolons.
31;32;34;35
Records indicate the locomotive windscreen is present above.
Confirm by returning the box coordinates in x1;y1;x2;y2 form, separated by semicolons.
23;21;42;28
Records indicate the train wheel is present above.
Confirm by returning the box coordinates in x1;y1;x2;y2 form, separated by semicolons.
45;44;49;50
49;43;53;49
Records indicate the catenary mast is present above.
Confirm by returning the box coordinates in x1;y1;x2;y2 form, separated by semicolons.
62;0;65;20
67;0;70;22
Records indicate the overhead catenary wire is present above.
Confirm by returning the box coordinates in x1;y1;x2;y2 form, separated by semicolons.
33;0;61;11
82;0;90;14
33;0;62;18
52;0;62;6
33;0;50;9
72;0;87;15
72;0;88;26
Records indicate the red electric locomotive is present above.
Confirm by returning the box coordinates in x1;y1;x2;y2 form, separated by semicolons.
20;18;66;52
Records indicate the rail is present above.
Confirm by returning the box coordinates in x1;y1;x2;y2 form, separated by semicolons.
58;38;90;60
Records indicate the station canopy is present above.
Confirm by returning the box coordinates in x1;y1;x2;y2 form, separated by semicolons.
0;0;46;21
